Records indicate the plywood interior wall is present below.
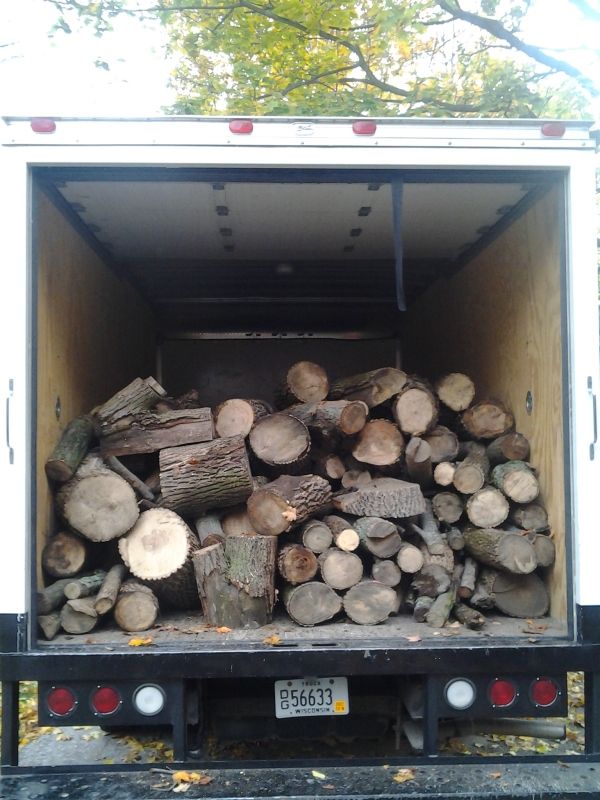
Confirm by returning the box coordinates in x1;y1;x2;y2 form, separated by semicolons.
35;188;156;583
401;186;566;619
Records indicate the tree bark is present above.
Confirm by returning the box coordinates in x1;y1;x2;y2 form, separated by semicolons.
277;361;329;406
286;399;368;436
371;559;402;587
491;461;540;504
213;398;273;438
282;582;342;626
299;519;333;553
435;373;475;412
160;435;253;517
423;426;460;464
60;597;98;634
426;584;457;628
277;543;319;585
343;581;398;624
465;486;509;528
37;578;73;615
461;400;514;440
247;474;332;536
486;432;530;466
64;571;107;600
248;413;311;469
392;381;438;436
42;531;89;579
328;367;407;408
351;419;405;467
94;376;167;431
100;408;214;457
114;580;159;632
94;564;128;615
322;515;360;552
45;415;96;482
318;549;363;590
333;477;425;518
463;528;537;574
405;437;433;487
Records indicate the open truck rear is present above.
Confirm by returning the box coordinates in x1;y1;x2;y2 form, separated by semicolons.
1;116;600;791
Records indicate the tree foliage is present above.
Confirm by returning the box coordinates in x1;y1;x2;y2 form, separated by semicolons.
45;0;599;117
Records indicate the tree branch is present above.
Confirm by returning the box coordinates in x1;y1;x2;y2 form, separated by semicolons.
569;0;600;22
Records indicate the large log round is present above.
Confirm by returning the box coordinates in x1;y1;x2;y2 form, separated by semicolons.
461;400;514;440
278;361;329;406
249;414;311;468
247;474;332;536
351;420;405;467
435;373;475;412
282;582;342;626
343;581;398;624
213;398;273;438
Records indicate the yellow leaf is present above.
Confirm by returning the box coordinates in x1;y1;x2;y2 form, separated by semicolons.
172;771;213;786
263;634;281;646
215;626;232;634
393;768;416;783
128;636;153;647
173;784;190;793
312;770;326;779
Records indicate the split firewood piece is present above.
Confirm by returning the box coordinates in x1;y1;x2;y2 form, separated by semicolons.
435;373;475;412
413;595;434;623
412;564;452;598
446;526;465;551
463;528;537;574
392;381;438;437
341;469;372;490
56;453;139;542
453;602;486;630
333;478;425;519
453;448;490;495
278;543;319;585
42;531;89;579
114;580;159;632
322;515;360;552
426;583;457;628
371;559;402;587
104;455;155;501
193;535;278;628
318;549;363;591
409;500;446;555
99;408;215;457
64;570;107;600
94;376;167;432
160;435;253;517
247;474;332;536
119;508;201;610
213;398;273;438
486;432;530;466
45;415;96;482
313;453;346;482
249;414;311;470
351;419;405;467
526;533;555;568
491;461;540;504
60;597;99;635
38;612;62;641
282;582;342;626
423;426;460;464
343;581;399;625
328;367;407;408
94;564;128;615
221;507;258;537
466;486;509;528
457;556;478;599
37;578;73;614
195;513;226;546
405;437;433;488
154;389;203;412
277;361;329;407
299;519;333;553
357;523;402;559
354;516;397;539
432;492;463;525
433;462;457;487
396;542;425;574
461;400;515;440
286;399;368;437
510;503;548;530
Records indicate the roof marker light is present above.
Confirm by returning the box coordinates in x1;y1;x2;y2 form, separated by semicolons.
541;122;566;137
352;120;377;135
229;119;254;134
31;118;56;134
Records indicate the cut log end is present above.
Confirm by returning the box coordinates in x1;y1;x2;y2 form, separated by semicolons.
435;373;475;412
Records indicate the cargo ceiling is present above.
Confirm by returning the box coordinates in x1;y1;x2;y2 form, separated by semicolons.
45;173;546;332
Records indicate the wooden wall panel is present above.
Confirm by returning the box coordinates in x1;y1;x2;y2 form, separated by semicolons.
35;188;156;580
401;187;566;620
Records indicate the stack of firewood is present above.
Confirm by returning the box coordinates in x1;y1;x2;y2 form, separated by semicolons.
38;365;554;638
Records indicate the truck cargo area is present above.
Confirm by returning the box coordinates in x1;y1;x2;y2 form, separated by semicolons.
32;165;570;648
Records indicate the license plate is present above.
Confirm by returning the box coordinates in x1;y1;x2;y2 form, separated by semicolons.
274;677;349;719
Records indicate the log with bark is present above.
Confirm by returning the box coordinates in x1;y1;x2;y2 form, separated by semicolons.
392;381;438;437
299;519;333;553
453;602;486;630
328;367;407;408
247;474;332;536
413;595;434;623
322;515;360;552
45;415;96;482
195;513;226;545
431;492;463;525
354;516;398;539
318;549;363;591
396;542;425;574
351;419;405;467
453;449;490;495
55;454;139;542
282;582;342;626
435;373;475;412
160;436;253;517
463;528;537;574
220;507;258;537
286;399;368;437
433;462;457;487
446;526;465;551
333;478;425;519
38;612;62;641
341;469;372;490
422;426;460;464
465;486;509;529
37;577;73;615
405;437;433;488
409;500;446;555
104;455;156;502
213;398;273;438
470;568;549;617
42;531;89;579
64;571;107;600
114;580;159;632
313;453;346;481
277;543;319;585
510;503;548;530
486;432;530;466
343;581;399;624
426;584;457;628
99;408;214;457
249;413;311;470
60;597;99;634
154;389;202;413
277;361;329;407
412;564;452;598
526;533;556;568
193;535;278;628
491;461;540;504
94;564;128;615
457;556;478;599
371;559;402;587
461;400;515;440
357;523;403;559
94;376;167;432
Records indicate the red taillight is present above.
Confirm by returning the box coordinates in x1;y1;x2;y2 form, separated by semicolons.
530;677;559;707
46;687;76;716
489;678;517;707
541;122;566;137
352;120;377;136
91;686;121;715
229;119;253;134
30;118;56;134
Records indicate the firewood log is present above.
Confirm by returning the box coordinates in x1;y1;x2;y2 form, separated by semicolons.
461;400;514;440
491;461;540;504
160;436;253;517
247;474;332;536
463;528;537;574
313;453;346;481
420;538;455;574
426;584;457;628
453;602;486;630
328;367;407;408
392;381;438;436
357;524;402;558
457;556;478;599
423;426;460;464
104;455;156;501
282;582;342;626
431;491;463;525
409;500;446;555
64;571;107;600
318;549;363;590
453;449;490;495
277;543;319;585
333;478;425;518
526;532;555;568
154;389;202;412
213;398;273;438
118;508;201;609
446;526;465;551
470;569;549;617
286;399;368;436
221;507;259;537
99;408;214;457
486;432;530;465
435;373;475;412
405;437;433;487
94;376;167;432
94;564;127;615
371;559;402;587
249;413;311;470
37;578;73;614
351;419;405;467
193;536;277;628
412;564;452;598
413;595;434;622
38;612;62;641
322;515;360;552
45;414;95;482
195;513;226;545
114;580;159;632
433;462;457;487
343;581;398;624
299;519;333;553
465;486;509;528
60;597;98;635
354;516;397;539
277;361;329;407
42;531;89;578
396;542;425;574
56;454;139;542
510;503;548;530
341;469;372;489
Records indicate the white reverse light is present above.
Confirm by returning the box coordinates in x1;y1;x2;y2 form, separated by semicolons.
444;678;476;710
133;684;166;716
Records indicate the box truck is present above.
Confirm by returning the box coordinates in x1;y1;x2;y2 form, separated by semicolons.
1;115;600;790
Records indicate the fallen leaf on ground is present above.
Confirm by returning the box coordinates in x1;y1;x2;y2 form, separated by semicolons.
393;768;415;783
128;636;153;647
172;771;213;786
173;784;189;793
311;770;327;779
404;635;421;642
263;634;281;646
215;626;232;634
490;771;502;779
